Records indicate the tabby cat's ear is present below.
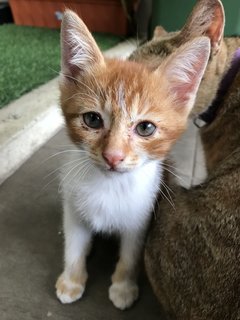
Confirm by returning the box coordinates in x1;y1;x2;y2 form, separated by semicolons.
157;37;210;116
61;10;105;79
153;26;168;39
179;0;225;55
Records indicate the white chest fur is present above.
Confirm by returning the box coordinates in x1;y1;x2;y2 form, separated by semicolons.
61;154;162;234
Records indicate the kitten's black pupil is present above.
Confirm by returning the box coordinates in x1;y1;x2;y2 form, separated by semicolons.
136;122;156;137
83;112;103;129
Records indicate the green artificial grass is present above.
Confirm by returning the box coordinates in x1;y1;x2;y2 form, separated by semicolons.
0;24;122;109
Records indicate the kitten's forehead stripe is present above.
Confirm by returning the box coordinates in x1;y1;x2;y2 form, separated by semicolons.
99;65;163;125
129;93;140;121
117;82;126;112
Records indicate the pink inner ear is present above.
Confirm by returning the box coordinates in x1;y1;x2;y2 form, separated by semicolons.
206;5;224;51
173;75;196;105
172;54;207;105
174;83;193;105
61;29;81;79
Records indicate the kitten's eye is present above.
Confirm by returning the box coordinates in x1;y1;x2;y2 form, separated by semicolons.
83;112;103;129
135;122;156;137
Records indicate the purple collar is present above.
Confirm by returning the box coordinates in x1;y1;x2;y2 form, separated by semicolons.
194;48;240;128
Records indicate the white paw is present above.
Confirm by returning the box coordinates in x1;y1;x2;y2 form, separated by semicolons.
109;281;139;310
56;275;85;304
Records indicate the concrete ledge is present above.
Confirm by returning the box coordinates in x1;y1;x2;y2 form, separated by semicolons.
0;77;62;184
0;39;138;184
0;105;63;184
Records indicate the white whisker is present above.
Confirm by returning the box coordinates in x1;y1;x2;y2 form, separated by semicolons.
74;77;99;99
162;165;186;184
158;186;175;210
70;159;90;186
160;179;175;209
44;158;84;180
58;158;89;193
70;162;92;196
40;174;59;194
89;72;105;100
42;149;87;164
61;71;100;100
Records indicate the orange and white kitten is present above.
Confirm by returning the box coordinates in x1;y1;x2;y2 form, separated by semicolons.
56;10;210;310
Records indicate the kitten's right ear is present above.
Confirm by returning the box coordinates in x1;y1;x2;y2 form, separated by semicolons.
61;10;105;80
179;0;225;55
157;37;210;117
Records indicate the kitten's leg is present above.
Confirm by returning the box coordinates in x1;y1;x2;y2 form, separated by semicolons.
56;202;91;304
109;229;145;310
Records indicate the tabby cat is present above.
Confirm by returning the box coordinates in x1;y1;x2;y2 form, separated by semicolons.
145;61;240;320
130;0;240;116
55;10;210;310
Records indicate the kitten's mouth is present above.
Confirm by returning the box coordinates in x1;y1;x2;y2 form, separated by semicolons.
92;159;131;173
107;166;127;173
105;165;130;174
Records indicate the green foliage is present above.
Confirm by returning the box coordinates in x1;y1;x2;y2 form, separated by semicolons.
0;24;121;109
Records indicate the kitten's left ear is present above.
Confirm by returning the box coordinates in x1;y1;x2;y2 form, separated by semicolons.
157;37;210;117
61;9;105;79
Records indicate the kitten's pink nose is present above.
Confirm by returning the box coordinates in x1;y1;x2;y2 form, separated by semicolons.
102;151;125;168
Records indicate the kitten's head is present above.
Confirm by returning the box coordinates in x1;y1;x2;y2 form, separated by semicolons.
60;10;210;173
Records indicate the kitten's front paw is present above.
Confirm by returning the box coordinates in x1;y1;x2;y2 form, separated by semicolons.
56;274;85;304
109;281;139;310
